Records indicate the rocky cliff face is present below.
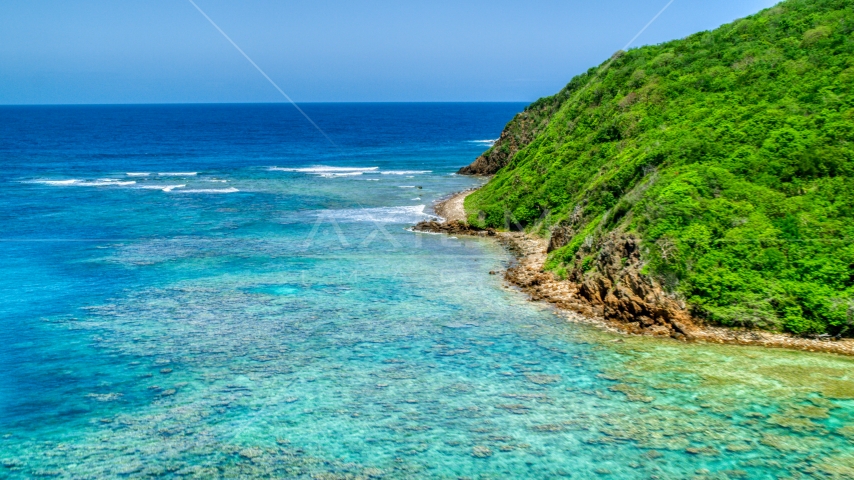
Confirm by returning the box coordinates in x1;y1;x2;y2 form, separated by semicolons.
457;118;535;175
459;86;697;336
502;228;854;354
506;229;696;339
458;91;571;175
573;233;695;338
425;191;854;353
459;0;854;337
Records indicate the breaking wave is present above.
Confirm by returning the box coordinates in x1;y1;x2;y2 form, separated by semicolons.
318;172;365;178
170;187;239;194
311;205;434;223
139;184;186;192
380;170;432;175
270;166;378;174
30;179;137;187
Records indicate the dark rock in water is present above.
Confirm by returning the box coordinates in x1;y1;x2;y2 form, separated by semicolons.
238;448;263;459
413;220;495;237
471;446;493;458
442;322;478;329
363;468;384;477
2;458;23;469
530;424;566;433
30;469;61;477
525;374;561;385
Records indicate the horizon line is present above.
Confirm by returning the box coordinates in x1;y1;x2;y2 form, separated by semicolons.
0;100;534;107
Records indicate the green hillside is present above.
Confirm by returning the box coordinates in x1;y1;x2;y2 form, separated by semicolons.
465;0;854;335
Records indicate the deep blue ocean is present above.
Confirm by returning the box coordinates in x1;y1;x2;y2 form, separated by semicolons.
1;104;853;479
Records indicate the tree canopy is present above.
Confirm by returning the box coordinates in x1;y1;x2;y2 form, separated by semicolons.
466;0;854;335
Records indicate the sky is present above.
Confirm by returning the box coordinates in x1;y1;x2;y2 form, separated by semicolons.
0;0;780;104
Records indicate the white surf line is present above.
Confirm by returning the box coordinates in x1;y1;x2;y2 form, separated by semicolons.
186;0;339;149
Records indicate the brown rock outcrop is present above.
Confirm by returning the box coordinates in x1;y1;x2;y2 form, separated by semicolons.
457;127;523;175
458;95;568;175
420;190;854;355
502;230;697;340
413;220;495;237
547;225;574;253
572;234;696;339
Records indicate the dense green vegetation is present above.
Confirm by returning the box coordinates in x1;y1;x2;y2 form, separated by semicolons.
465;0;854;335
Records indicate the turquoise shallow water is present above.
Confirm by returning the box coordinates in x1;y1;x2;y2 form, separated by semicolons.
2;104;854;479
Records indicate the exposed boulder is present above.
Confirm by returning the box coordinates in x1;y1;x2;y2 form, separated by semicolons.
572;233;696;339
413;220;495;237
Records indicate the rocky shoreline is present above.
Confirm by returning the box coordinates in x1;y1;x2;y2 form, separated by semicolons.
416;190;854;356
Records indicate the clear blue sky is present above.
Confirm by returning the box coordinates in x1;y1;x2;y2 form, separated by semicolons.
0;0;779;104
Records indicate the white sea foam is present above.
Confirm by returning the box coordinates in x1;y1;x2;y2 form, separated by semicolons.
79;181;137;187
270;166;378;174
31;179;136;187
33;179;81;186
319;172;364;178
312;205;433;223
158;172;198;176
139;184;186;192
406;227;444;235
126;172;151;177
171;187;239;194
469;139;497;146
398;186;417;189
380;170;432;175
88;180;136;186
